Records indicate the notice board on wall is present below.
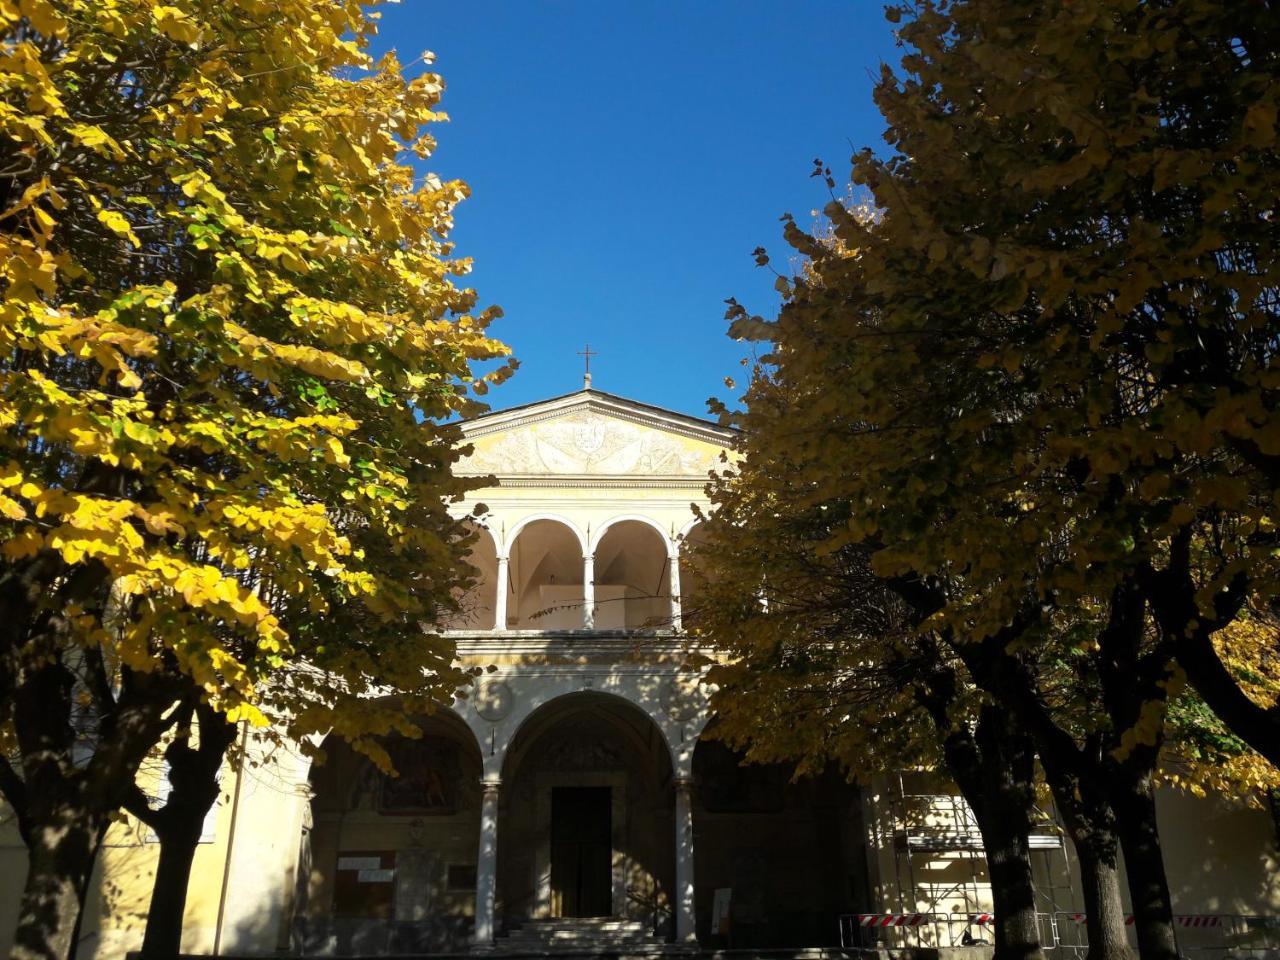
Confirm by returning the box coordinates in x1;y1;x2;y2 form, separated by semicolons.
333;851;397;919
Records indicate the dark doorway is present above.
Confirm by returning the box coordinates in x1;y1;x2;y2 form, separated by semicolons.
550;787;612;917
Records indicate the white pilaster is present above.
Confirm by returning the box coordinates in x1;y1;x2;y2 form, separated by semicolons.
474;780;501;949
494;556;509;631
668;552;682;632
582;555;595;630
214;733;312;956
674;777;697;944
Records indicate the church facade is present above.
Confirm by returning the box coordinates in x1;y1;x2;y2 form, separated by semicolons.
289;386;870;954
0;386;1278;958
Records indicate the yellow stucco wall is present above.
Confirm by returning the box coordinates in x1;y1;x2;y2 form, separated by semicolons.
0;761;242;960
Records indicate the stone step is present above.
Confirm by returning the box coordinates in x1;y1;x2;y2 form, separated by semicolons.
501;935;665;946
506;921;646;934
497;919;664;951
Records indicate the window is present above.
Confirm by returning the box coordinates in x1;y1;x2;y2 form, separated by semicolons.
447;864;477;890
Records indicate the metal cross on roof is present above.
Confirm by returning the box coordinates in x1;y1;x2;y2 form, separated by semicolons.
577;343;598;389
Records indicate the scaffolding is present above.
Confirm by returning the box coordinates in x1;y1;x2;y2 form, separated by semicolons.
882;772;1073;947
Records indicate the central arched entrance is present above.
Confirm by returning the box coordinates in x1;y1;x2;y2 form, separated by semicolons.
497;692;676;938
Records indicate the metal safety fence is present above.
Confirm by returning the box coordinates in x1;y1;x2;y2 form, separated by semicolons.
839;913;997;950
840;912;1280;957
1047;912;1280;958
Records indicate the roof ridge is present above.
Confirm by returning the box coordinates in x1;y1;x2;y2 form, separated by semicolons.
459;388;735;435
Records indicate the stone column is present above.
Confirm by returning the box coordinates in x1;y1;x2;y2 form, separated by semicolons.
668;552;682;632
582;554;595;629
474;780;501;950
493;556;509;631
674;778;697;944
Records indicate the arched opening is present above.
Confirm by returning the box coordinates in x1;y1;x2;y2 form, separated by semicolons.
690;723;868;948
592;520;671;630
507;519;584;630
677;521;713;632
444;522;500;630
496;693;675;938
299;711;484;955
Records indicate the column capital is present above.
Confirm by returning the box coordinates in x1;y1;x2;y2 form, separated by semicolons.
673;776;694;790
481;779;502;794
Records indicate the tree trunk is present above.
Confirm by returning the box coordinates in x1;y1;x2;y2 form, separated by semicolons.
1074;832;1135;960
1042;761;1135;960
1112;778;1178;960
141;822;203;958
66;821;109;960
138;703;238;958
972;706;1044;960
939;704;1044;960
10;802;107;960
973;794;1044;959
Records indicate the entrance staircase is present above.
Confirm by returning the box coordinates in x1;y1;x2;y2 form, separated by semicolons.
495;918;667;954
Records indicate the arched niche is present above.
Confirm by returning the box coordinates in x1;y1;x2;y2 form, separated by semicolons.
506;518;585;630
593;519;672;630
300;710;484;954
496;692;676;934
444;522;500;630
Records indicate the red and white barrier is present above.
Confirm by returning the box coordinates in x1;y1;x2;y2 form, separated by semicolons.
853;913;995;927
854;914;932;927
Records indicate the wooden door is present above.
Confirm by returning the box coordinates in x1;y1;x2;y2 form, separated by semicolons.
550;787;612;917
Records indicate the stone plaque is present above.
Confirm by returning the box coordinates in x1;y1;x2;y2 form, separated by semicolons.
394;847;435;922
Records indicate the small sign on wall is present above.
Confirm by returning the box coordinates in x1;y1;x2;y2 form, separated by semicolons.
337;856;382;871
333;851;396;919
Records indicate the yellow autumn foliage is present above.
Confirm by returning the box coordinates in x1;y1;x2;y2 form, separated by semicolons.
0;0;513;746
698;0;1278;829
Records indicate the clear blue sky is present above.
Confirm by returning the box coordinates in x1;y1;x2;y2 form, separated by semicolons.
369;2;901;420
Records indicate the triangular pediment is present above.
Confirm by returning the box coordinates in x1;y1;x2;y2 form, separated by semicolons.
456;389;734;479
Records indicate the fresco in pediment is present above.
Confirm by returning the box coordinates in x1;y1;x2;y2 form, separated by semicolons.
459;409;725;477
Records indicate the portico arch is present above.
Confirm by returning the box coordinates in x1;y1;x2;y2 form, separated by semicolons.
503;513;589;556
505;518;587;630
592;519;674;630
689;721;867;948
444;522;500;630
588;514;673;555
495;692;677;936
299;707;484;954
675;520;713;632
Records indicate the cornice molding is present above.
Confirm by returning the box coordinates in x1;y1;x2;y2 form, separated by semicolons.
455;475;715;490
460;390;736;446
448;630;718;660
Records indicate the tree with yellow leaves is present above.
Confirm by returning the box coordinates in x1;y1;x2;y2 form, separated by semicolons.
0;1;512;956
702;2;1277;960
